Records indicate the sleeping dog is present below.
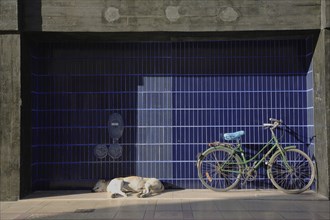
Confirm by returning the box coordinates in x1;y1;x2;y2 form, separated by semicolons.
92;176;164;198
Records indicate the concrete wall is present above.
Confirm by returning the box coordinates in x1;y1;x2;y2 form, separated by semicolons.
1;0;330;200
23;0;320;32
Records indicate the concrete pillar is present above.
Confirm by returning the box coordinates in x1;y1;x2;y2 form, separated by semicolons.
324;29;330;199
0;0;20;201
0;34;21;201
313;29;330;199
313;0;330;199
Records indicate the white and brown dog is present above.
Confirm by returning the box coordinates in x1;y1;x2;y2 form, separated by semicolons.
92;176;164;198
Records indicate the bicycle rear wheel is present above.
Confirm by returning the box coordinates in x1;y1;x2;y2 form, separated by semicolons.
268;148;315;194
197;147;242;191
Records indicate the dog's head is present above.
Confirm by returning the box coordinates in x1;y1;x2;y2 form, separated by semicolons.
91;179;108;192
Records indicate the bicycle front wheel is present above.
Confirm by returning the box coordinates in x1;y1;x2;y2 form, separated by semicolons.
197;147;242;191
268;148;315;194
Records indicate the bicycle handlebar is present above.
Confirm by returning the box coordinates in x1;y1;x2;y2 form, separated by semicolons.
263;118;283;130
269;118;283;124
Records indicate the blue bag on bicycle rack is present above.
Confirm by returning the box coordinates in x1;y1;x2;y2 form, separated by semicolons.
223;130;245;141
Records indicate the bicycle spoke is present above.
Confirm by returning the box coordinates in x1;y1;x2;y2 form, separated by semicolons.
268;149;315;193
197;148;242;191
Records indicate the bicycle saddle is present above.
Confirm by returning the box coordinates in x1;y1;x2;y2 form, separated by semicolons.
223;130;245;141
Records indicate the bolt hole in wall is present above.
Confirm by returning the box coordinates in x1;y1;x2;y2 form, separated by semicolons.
30;37;315;190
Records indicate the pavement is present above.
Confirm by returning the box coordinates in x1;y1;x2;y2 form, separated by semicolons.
1;190;329;220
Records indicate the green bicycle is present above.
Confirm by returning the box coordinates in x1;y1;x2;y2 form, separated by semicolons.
197;118;316;194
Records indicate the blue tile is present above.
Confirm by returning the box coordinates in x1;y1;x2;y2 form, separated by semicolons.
30;38;315;190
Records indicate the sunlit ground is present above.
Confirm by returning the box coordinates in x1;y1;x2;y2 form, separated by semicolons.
1;190;329;220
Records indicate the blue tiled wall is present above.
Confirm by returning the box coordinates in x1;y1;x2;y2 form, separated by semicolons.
30;38;314;190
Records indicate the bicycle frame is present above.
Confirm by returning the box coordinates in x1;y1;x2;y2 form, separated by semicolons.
209;128;296;172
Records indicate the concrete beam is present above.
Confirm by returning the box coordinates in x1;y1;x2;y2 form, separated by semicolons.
0;34;21;201
23;0;320;32
322;0;330;29
0;0;18;31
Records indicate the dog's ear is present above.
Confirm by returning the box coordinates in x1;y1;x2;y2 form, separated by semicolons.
101;179;106;183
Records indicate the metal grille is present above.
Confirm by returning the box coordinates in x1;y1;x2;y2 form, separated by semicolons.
30;38;314;190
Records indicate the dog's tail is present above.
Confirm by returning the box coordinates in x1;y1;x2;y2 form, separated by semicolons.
151;182;165;194
160;181;185;190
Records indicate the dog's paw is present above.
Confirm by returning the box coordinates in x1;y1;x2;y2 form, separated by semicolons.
137;192;148;198
111;193;118;198
139;193;149;198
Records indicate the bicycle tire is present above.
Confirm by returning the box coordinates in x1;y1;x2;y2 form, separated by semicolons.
197;147;242;191
268;148;315;194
